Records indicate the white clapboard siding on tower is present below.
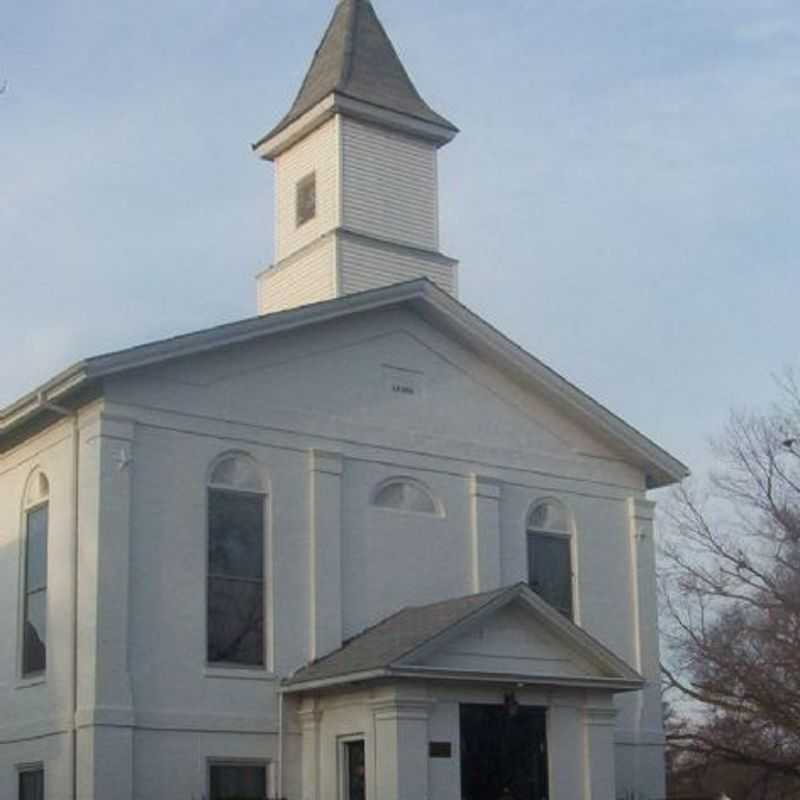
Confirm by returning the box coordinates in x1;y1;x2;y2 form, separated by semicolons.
258;237;336;314
341;118;439;250
339;235;457;296
275;117;340;261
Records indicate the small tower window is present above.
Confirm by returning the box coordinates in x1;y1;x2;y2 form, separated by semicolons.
296;172;317;227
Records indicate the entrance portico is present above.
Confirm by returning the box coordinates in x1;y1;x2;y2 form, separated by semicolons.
284;584;643;800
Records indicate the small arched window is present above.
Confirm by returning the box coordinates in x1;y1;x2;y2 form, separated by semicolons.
373;479;439;515
527;499;573;619
22;470;50;677
207;454;266;668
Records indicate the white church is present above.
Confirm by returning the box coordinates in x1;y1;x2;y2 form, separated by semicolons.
0;2;689;799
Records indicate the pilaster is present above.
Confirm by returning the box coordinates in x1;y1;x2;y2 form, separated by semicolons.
370;691;434;800
469;475;502;592
583;700;619;800
308;450;343;661
298;700;323;800
77;413;136;800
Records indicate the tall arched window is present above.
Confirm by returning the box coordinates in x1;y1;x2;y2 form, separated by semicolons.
22;471;49;677
207;455;266;667
527;499;573;619
372;478;440;516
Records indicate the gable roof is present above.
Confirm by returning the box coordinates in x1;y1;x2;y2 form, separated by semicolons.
255;0;457;149
0;278;688;485
282;583;644;693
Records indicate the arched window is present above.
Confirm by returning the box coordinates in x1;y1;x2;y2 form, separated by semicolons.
527;499;573;619
207;455;266;667
22;470;49;677
373;478;440;515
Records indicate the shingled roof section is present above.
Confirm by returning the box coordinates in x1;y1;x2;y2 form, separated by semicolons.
284;585;516;688
259;0;457;145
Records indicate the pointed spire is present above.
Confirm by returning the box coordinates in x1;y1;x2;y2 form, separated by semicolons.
256;0;457;152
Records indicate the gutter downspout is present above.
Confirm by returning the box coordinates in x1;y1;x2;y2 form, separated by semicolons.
39;394;80;800
277;689;284;800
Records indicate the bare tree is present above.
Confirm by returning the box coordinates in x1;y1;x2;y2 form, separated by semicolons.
661;371;800;798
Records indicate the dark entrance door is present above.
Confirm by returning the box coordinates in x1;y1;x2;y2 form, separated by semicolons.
460;704;549;800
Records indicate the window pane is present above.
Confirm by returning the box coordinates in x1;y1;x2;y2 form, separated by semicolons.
207;578;264;666
25;506;48;592
374;481;437;514
345;741;366;800
209;764;266;800
528;501;567;533
403;484;436;514
375;483;405;509
19;768;44;800
23;591;47;675
528;534;572;618
209;490;264;580
296;174;316;227
210;457;263;493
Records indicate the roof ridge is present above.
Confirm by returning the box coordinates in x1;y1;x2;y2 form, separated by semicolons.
337;0;359;91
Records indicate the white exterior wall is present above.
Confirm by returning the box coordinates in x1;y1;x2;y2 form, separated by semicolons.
262;115;458;315
340;118;439;250
274;117;339;262
338;234;457;297
0;420;78;800
258;237;337;315
0;308;665;799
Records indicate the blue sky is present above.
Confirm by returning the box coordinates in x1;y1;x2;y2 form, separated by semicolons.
2;0;798;479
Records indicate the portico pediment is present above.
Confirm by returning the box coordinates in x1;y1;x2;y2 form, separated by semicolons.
283;583;643;694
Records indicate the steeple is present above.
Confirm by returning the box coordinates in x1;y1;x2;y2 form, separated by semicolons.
254;0;458;159
254;0;459;315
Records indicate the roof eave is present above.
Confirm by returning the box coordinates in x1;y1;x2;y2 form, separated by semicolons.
253;91;458;161
1;279;688;486
406;291;689;487
0;363;90;439
281;666;644;695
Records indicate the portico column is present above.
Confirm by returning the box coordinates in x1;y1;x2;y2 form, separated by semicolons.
308;450;343;660
469;475;502;592
371;692;433;800
298;701;323;800
548;696;585;800
582;699;619;800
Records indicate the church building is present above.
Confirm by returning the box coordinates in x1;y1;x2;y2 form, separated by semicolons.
0;2;688;799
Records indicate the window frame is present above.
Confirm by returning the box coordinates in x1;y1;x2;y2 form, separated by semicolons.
205;454;268;672
295;171;317;228
526;499;578;622
371;477;444;518
17;763;45;800
207;759;269;800
19;470;50;683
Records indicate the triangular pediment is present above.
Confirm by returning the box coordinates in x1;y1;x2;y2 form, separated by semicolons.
283;584;642;693
394;586;643;690
2;280;687;486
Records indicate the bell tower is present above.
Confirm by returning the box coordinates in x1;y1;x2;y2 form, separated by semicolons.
253;0;459;315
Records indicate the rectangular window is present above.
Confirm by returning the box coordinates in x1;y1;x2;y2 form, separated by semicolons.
209;763;267;800
207;489;265;666
342;740;366;800
528;532;572;619
22;505;48;676
19;767;44;800
296;172;317;227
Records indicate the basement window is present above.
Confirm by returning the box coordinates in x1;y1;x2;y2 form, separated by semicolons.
296;172;317;227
